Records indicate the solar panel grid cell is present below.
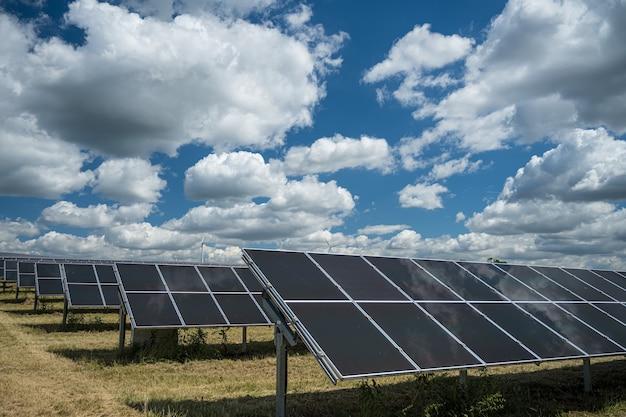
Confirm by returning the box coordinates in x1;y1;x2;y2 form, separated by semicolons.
416;260;504;301
532;266;607;301
564;269;626;301
198;266;246;292
364;256;459;300
310;253;405;301
5;270;17;282
36;263;61;278
517;303;622;355
459;262;543;301
37;279;64;296
95;265;117;283
65;264;97;283
498;265;580;301
101;285;121;307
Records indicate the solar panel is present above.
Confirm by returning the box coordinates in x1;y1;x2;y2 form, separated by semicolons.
63;264;120;309
18;262;36;288
35;263;64;297
116;263;270;329
3;260;18;282
243;249;626;382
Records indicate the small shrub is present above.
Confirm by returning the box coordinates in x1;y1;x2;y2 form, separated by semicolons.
215;327;230;355
66;313;85;327
358;380;389;417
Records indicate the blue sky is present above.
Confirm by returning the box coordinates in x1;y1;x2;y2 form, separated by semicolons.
0;0;625;267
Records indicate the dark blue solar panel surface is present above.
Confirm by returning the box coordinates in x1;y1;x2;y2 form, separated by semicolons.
64;263;120;308
116;263;270;328
244;249;626;380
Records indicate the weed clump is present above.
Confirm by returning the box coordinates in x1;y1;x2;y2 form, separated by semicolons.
358;372;506;417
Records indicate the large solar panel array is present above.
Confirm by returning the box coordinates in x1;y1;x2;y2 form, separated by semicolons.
63;264;121;309
116;263;270;329
244;249;626;381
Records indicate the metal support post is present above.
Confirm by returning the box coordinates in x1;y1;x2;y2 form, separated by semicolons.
583;358;591;392
33;294;38;311
275;326;288;417
119;306;127;354
459;369;468;388
15;286;19;301
242;327;248;353
2;282;6;292
62;298;69;326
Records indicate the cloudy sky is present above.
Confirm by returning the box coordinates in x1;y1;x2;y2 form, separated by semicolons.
0;0;625;267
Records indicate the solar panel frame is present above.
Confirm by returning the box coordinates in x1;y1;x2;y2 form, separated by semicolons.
62;263;121;310
244;248;626;383
115;262;271;330
17;261;36;289
1;259;19;282
34;262;65;298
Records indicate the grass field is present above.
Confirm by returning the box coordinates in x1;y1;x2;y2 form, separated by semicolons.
2;288;626;417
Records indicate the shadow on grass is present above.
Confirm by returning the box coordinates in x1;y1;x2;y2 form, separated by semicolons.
6;307;65;315
51;337;308;366
26;321;120;333
128;358;626;417
0;297;31;305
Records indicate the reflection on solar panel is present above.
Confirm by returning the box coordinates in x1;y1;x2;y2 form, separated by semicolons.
243;249;626;384
116;263;270;329
63;264;120;309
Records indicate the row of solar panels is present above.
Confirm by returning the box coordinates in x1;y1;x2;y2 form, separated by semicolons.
5;250;626;384
1;258;270;329
243;249;626;381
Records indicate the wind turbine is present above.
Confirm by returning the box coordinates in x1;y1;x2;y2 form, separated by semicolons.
200;237;206;263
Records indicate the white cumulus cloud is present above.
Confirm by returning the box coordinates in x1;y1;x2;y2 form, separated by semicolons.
398;182;448;210
278;134;394;175
0;0;345;157
0;115;93;199
41;201;153;228
92;158;166;204
357;224;410;236
391;0;626;164
185;151;284;202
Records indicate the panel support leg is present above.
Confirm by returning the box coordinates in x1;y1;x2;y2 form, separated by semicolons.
62;298;69;327
2;282;6;292
15;286;19;301
583;358;591;393
33;294;38;311
459;369;468;389
119;306;127;354
275;326;288;417
242;327;248;353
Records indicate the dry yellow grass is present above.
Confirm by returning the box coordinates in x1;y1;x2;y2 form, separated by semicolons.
2;288;626;416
